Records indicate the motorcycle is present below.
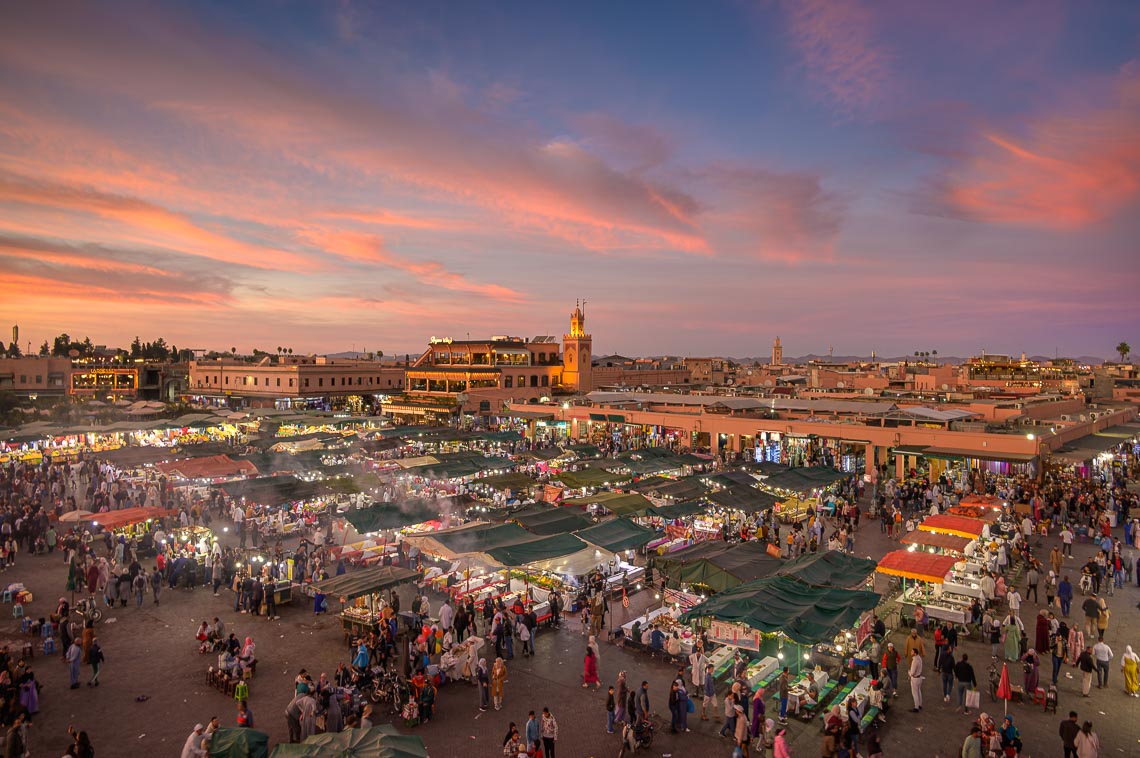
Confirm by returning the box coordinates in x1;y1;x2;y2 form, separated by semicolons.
73;596;103;625
617;718;656;757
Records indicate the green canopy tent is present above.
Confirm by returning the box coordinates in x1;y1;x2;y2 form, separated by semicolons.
310;565;420;600
484;532;589;567
776;551;878;588
705;487;779;514
574;517;656;553
653;541;782;593
634;476;708;501
429;522;533;558
564;443;601;458
511;505;594;536
561;492;654;517
679;575;881;645
476;472;538;492
760;466;849;494
209;728;269;758
555;468;630;489
342;501;443;534
646;499;707;520
270;726;428;758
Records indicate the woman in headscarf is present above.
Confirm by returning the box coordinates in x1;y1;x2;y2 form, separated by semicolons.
1021;648;1040;695
239;636;256;673
1121;645;1139;696
773;727;791;758
325;687;344;733
750;687;766;739
583;646;600;690
476;658;490;711
1003;616;1021;661
999;715;1022;754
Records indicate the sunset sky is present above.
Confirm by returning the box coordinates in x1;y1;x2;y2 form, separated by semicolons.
1;1;1138;359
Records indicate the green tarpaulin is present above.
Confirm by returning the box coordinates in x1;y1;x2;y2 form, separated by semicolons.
565;443;601;458
209;728;269;758
706;486;779;514
679;575;881;645
270;726;428;758
574;517;656;553
653;541;782;593
512;505;594;536
776;550;877;588
561;492;654;517
310;565;419;600
343;501;443;533
477;472;537;492
432;523;533;555
556;468;630;489
485;532;589;567
647;499;707;520
761;467;850;493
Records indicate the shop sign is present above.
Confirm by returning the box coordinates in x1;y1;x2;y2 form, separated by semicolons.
855;612;873;648
708;619;763;651
543;484;563;503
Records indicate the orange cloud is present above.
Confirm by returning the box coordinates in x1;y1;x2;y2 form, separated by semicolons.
307;230;528;303
780;0;893;118
0;173;314;271
924;72;1140;228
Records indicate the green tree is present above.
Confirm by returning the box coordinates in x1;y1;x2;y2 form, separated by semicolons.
7;341;20;357
52;333;73;357
1117;342;1132;362
39;340;49;356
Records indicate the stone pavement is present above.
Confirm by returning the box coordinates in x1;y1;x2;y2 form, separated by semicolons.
3;512;1138;757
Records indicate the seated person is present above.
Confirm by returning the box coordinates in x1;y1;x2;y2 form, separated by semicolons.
666;632;682;658
640;628;654;647
630;620;642;642
799;673;820;712
649;627;666;651
218;650;239;675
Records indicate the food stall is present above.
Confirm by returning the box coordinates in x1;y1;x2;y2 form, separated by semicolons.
875;550;968;624
917;514;989;541
900;530;976;557
309;565;420;639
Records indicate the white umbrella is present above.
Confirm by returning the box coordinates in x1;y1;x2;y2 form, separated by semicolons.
58;510;95;523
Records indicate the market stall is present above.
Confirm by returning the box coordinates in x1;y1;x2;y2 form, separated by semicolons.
775;551;878;589
310;565;419;638
653;541;783;593
900;530;976;556
875;550;968;624
917;514;989;540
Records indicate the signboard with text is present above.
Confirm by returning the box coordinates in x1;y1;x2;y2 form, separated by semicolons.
707;619;763;651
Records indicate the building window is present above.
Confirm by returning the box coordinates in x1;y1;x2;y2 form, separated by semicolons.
539;352;546;364
19;376;25;383
504;376;513;388
225;377;229;385
530;375;538;388
541;375;549;387
264;378;269;386
276;378;281;387
289;378;294;387
304;378;309;388
318;378;323;387
357;377;362;385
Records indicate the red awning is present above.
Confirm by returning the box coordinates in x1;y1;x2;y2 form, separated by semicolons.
87;506;174;531
876;550;959;583
917;514;987;538
154;454;258;480
900;531;973;554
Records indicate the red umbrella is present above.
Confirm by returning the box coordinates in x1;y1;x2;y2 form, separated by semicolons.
996;662;1013;716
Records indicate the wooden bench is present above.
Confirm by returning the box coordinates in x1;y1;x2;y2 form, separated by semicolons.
858;706;881;733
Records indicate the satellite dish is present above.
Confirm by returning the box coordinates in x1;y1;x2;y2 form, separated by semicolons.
836;381;846;388
941;384;949;391
864;387;874;396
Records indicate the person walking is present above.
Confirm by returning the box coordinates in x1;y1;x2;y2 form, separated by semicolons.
490;657;507;711
908;650;924;712
954;653;977;714
701;663;716;721
939;645;956;703
777;667;791;724
1121;645;1139;696
1058;711;1080;758
476;658;490;711
1077;646;1096;697
1091;640;1113;689
1051;632;1067;686
583;646;600;689
1073;720;1100;758
961;724;984;758
1058;576;1073;617
904;628;926;663
605;687;617;734
65;639;82;689
180;723;207;758
1081;595;1101;638
87;637;104;686
540;707;558;758
1094;598;1110;641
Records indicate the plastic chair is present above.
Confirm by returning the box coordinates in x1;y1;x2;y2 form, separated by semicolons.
19;618;32;634
2;590;12;603
41;622;55;638
42;638;56;655
1033;687;1046;706
12;604;24;619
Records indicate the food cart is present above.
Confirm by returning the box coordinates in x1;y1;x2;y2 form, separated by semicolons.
875;550;968;624
309;565;420;640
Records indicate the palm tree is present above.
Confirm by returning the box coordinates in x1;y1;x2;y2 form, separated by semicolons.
1117;341;1131;362
287;348;293;355
932;349;938;364
230;347;237;357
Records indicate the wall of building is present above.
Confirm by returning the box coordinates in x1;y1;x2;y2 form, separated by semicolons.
0;357;72;396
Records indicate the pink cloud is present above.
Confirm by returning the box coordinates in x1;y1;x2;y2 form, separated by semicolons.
920;70;1140;228
780;0;893;118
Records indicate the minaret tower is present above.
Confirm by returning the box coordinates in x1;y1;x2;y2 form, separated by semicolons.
771;336;783;366
562;300;593;393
